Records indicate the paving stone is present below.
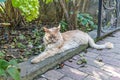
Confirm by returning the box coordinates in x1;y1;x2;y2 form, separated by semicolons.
78;65;100;75
84;73;111;80
64;54;93;69
100;56;120;67
60;77;74;80
101;65;120;77
100;52;118;58
109;76;120;80
84;52;99;59
112;32;120;37
88;48;119;58
87;40;120;54
84;75;102;80
91;71;110;80
114;54;120;60
44;70;64;80
72;55;81;61
57;65;87;80
101;37;120;44
36;78;47;80
86;57;104;68
78;64;111;80
87;48;104;54
64;60;81;69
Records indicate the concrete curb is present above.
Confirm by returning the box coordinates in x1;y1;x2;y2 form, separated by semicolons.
19;28;120;80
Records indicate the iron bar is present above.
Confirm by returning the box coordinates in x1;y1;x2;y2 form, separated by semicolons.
97;0;103;38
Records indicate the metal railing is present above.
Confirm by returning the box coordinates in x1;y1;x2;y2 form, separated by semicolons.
97;0;120;37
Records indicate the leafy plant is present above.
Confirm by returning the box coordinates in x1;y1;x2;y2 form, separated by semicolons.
0;0;6;2
17;42;26;49
18;34;26;40
77;13;97;32
0;0;23;27
0;51;5;59
31;28;45;51
59;13;97;32
0;59;20;80
12;0;39;22
59;20;68;32
43;0;53;4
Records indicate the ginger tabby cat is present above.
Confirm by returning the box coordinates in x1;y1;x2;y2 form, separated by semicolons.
31;25;114;63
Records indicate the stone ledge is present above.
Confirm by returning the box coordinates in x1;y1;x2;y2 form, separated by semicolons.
19;27;120;80
19;45;88;80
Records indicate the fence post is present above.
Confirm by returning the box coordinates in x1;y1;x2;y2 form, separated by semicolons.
97;0;103;38
116;0;119;27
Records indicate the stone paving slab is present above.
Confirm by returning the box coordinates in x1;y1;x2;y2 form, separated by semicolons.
78;65;111;79
36;78;47;80
83;75;102;80
86;57;105;68
101;65;120;78
114;55;120;60
60;77;74;80
99;56;120;67
78;65;101;75
84;52;99;59
87;48;120;57
43;70;64;80
64;59;81;69
109;76;120;80
57;65;88;80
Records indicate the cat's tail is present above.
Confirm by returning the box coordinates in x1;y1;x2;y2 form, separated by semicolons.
88;36;114;49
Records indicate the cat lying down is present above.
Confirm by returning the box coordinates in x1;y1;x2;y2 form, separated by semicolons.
31;25;114;63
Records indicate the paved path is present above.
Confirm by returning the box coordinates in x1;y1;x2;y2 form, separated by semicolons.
35;31;120;80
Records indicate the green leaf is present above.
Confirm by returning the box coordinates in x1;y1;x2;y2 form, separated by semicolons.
81;19;88;26
0;0;6;2
0;59;9;69
19;34;25;40
0;51;5;58
0;68;5;76
17;43;26;49
43;0;53;4
26;51;31;55
88;20;94;25
7;67;20;80
9;59;18;67
12;0;39;22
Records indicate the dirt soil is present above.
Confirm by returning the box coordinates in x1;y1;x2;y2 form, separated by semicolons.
0;27;45;63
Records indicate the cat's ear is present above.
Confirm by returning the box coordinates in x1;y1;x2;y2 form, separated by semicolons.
57;24;61;31
54;25;61;32
43;27;49;32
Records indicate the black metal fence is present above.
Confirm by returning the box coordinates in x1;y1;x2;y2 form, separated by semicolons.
97;0;120;37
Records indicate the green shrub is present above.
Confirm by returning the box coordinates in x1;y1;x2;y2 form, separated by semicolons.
60;20;68;32
12;0;39;22
59;13;97;32
0;0;6;2
0;0;23;27
77;13;97;32
0;59;20;80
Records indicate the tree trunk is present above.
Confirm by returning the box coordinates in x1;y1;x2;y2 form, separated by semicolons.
59;0;81;30
82;0;87;12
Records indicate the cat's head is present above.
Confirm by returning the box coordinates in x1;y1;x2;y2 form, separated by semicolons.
43;25;61;44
